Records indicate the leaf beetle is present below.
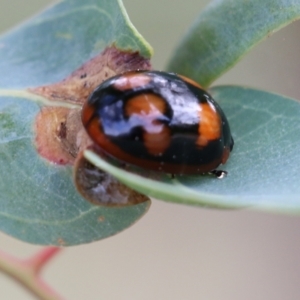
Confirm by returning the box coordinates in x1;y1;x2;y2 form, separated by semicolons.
82;70;234;176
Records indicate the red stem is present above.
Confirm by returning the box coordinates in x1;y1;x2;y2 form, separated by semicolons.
24;247;61;274
0;246;64;300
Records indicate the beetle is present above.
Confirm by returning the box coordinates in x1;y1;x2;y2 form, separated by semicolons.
82;70;234;176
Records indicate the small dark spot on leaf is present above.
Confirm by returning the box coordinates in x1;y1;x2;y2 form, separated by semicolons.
58;121;67;139
98;216;105;222
57;238;67;246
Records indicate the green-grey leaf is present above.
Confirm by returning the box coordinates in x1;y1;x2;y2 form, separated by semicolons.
167;0;300;87
0;0;152;245
84;86;300;214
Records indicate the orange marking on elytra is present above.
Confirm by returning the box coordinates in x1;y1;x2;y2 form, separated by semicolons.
113;72;151;91
197;102;221;147
125;94;170;156
125;94;166;116
81;102;95;126
143;125;171;156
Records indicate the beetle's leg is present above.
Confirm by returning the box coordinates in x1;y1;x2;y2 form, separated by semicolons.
209;170;227;179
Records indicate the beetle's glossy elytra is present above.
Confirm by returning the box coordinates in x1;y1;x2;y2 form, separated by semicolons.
82;70;234;174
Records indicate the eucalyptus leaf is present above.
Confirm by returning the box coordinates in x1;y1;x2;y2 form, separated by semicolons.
167;0;300;87
84;86;300;214
0;0;152;245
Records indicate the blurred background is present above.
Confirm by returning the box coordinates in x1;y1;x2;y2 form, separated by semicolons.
1;0;300;299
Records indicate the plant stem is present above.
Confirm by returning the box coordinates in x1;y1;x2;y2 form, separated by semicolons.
0;247;64;300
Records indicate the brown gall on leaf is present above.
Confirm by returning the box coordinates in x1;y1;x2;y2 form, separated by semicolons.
29;45;151;105
32;46;151;165
35;107;76;165
35;107;92;165
74;149;150;206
